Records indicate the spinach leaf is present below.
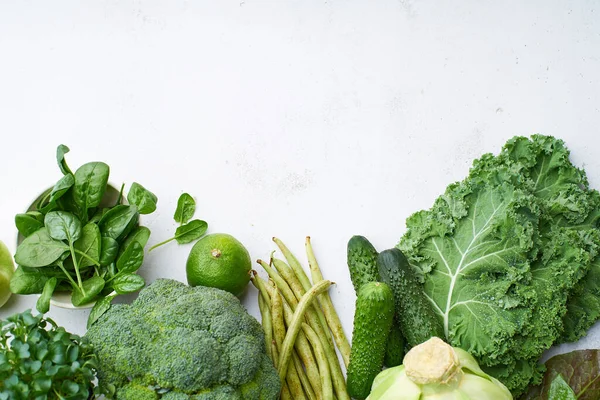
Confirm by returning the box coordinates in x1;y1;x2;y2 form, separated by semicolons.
36;277;58;314
9;266;64;294
14;228;69;267
119;226;151;257
127;182;157;214
74;223;101;268
113;274;145;294
71;276;105;306
15;213;44;238
99;237;119;266
116;242;144;274
73;161;110;214
98;205;139;242
175;220;208;244
48;173;74;204
56;144;72;175
44;211;82;243
174;193;195;224
548;375;577;400
87;294;116;329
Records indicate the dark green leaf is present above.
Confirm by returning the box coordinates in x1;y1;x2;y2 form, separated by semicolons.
548;375;577;400
48;173;74;204
36;277;58;314
87;294;116;329
174;193;195;224
73;223;100;268
9;266;64;294
99;237;119;266
56;144;72;175
98;205;139;242
127;182;157;214
116;242;143;274
113;274;144;294
14;228;69;267
73;161;110;212
175;219;208;244
71;276;105;306
44;211;82;243
15;214;44;238
119;226;151;256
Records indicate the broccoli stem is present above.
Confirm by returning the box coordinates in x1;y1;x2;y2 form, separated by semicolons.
305;236;351;367
277;280;332;383
302;323;333;400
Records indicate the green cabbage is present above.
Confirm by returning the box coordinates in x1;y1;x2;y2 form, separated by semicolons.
398;135;600;395
367;337;512;400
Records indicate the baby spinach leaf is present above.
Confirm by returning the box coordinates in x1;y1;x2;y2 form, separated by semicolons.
175;219;208;244
73;161;110;213
44;211;82;243
14;228;69;267
48;173;74;204
87;294;116;329
9;266;64;294
113;274;144;294
74;223;101;268
56;144;72;175
99;237;119;266
120;226;151;256
174;193;195;224
98;205;139;242
116;242;143;274
36;277;58;314
71;276;105;306
15;214;44;238
127;182;157;215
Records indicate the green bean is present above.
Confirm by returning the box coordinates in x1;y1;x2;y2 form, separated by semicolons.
293;352;318;400
302;323;333;400
278;280;332;381
257;294;273;361
305;236;351;367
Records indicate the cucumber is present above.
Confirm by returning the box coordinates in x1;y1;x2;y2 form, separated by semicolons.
347;235;379;293
377;248;444;347
384;318;405;367
347;281;395;400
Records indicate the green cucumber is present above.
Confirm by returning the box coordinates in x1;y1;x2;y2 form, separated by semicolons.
377;248;444;347
347;281;395;400
384;317;405;367
347;235;379;293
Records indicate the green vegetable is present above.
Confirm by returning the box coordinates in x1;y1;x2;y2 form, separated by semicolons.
367;337;512;400
384;319;405;367
85;279;281;399
149;193;208;251
397;135;600;394
520;349;600;400
378;248;444;347
174;193;195;224
10;144;156;312
0;310;97;399
0;241;15;308
127;182;158;214
347;281;395;400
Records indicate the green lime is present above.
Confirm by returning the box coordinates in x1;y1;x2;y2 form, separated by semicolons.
186;233;252;297
0;240;15;308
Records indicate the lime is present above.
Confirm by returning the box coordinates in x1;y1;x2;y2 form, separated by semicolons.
186;233;252;297
0;240;15;308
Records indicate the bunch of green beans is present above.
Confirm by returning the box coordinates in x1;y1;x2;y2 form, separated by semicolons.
251;237;351;400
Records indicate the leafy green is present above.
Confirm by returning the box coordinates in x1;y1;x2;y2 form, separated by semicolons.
44;211;82;242
520;350;600;400
14;228;69;267
116;241;144;274
127;182;158;214
398;135;600;395
87;294;116;329
98;205;139;242
149;219;208;251
36;277;58;314
174;193;195;224
0;310;97;399
73;161;110;215
15;213;44;238
56;144;72;175
74;223;101;268
99;237;119;266
113;274;145;294
71;276;105;306
48;173;74;204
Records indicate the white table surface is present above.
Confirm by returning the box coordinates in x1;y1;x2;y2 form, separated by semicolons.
1;0;599;363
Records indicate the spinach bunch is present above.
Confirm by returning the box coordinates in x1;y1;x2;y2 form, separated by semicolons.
0;310;97;400
148;192;208;251
11;145;157;313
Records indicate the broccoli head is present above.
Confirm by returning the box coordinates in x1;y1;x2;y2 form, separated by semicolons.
85;279;281;399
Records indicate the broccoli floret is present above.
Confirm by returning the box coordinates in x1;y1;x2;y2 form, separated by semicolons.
85;279;280;399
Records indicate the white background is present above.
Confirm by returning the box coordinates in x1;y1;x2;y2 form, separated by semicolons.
1;0;599;361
